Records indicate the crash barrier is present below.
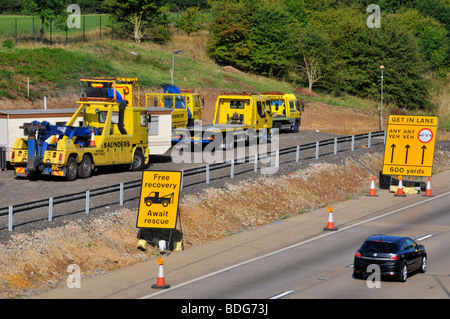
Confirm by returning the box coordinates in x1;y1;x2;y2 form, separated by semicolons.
0;131;385;231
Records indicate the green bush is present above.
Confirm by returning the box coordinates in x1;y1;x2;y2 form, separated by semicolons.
2;39;14;49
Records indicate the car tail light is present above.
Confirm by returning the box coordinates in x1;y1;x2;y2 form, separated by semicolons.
58;153;63;163
355;251;361;258
390;254;398;260
11;151;15;161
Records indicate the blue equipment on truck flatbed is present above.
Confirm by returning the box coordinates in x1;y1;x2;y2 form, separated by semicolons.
21;120;95;174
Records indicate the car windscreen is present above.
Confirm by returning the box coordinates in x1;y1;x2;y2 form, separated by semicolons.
361;241;397;253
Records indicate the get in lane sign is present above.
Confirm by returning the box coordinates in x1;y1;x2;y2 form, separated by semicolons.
136;171;182;229
382;115;438;177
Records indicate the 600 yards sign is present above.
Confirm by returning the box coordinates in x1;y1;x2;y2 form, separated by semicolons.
382;115;438;177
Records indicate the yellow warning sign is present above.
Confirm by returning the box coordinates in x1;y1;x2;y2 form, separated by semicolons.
136;171;182;229
382;115;438;177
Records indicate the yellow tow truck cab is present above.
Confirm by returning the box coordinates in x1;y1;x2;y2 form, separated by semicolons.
173;92;272;149
145;85;203;128
261;92;302;132
11;77;150;180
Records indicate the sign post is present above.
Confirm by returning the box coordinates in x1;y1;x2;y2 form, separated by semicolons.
382;115;438;177
136;170;183;250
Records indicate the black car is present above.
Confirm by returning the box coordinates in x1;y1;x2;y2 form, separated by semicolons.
353;234;427;282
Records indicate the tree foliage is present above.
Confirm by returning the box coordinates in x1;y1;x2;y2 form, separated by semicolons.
104;0;171;43
208;0;297;77
176;6;205;35
207;0;448;110
22;0;70;42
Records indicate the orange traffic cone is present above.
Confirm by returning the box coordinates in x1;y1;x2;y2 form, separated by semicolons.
323;207;338;231
89;129;96;147
395;176;406;197
366;176;378;197
422;177;434;197
151;258;170;289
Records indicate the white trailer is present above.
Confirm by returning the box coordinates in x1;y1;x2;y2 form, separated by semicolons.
0;107;173;170
146;107;173;155
0;108;83;170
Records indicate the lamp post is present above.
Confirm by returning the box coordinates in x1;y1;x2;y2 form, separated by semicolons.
171;50;183;85
380;65;384;131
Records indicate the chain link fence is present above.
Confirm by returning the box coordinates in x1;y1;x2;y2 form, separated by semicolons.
0;15;115;45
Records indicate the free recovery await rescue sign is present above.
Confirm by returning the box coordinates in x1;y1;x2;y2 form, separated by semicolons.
136;171;182;229
382;115;438;177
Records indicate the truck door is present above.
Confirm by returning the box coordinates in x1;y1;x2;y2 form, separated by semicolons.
164;95;188;128
256;101;269;130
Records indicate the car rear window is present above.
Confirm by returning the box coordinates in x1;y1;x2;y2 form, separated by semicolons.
361;241;397;253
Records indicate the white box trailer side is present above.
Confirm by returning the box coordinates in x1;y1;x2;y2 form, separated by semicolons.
147;107;173;155
1;107;174;169
0;109;82;169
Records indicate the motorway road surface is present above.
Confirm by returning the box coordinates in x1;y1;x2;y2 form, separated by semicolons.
33;170;450;300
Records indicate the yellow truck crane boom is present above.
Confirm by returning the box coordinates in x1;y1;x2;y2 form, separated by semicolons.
10;77;150;180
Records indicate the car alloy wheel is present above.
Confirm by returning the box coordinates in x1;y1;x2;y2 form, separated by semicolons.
420;256;427;273
399;264;408;282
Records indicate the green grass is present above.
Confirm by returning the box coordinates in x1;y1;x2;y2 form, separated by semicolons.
0;45;117;99
0;40;291;100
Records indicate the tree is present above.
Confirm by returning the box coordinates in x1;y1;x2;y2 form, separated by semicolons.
208;0;296;76
0;0;24;14
22;0;70;42
127;12;146;44
307;6;432;110
207;0;254;71
292;24;331;92
104;0;170;43
389;9;449;71
176;6;205;36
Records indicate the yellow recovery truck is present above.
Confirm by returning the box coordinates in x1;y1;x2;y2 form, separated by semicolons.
10;77;150;180
261;92;302;132
145;84;203;129
172;92;272;149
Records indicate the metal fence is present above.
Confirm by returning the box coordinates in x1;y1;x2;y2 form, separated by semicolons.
0;15;112;45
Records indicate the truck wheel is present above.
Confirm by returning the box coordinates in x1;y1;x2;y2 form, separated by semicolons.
65;157;78;181
78;155;93;179
162;200;169;207
132;149;145;171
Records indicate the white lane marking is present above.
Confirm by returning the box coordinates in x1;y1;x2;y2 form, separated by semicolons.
269;290;293;299
140;191;450;299
416;234;434;241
